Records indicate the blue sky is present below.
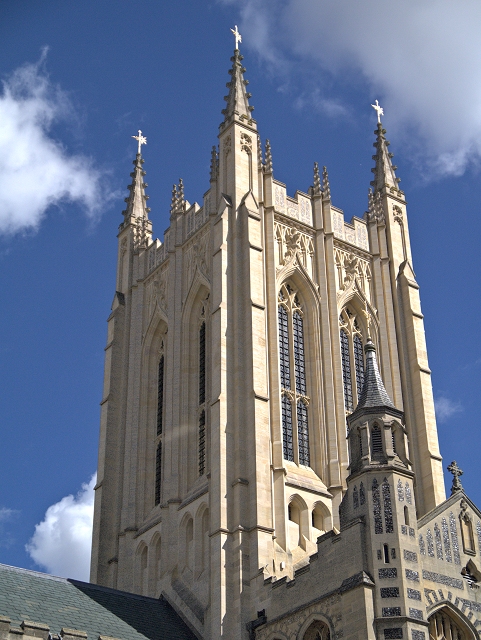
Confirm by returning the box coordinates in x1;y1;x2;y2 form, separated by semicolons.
0;1;480;580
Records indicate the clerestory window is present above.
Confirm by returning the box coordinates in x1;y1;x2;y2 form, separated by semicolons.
278;284;310;466
155;342;165;506
339;308;365;412
198;307;206;476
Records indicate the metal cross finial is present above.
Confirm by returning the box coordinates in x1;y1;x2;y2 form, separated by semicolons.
132;129;147;155
371;99;384;124
447;460;464;495
231;25;242;50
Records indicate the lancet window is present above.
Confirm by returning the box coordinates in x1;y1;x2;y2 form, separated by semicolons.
198;307;207;476
157;354;164;436
155;341;165;506
339;308;365;412
278;284;310;466
155;441;162;506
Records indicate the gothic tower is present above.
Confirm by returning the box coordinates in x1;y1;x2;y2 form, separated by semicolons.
90;41;450;640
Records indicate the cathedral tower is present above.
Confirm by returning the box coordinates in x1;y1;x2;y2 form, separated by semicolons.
90;38;450;640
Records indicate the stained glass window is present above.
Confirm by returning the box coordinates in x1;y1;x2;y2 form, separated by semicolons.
155;441;162;506
297;400;309;466
157;355;164;436
282;395;293;461
340;329;353;411
198;409;206;476
199;322;206;405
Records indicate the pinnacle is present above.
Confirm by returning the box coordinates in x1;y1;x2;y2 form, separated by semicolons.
322;166;331;202
122;152;151;221
264;140;273;174
221;49;256;129
370;122;401;194
313;162;321;196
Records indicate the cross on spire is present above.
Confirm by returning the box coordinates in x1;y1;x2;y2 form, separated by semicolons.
132;130;147;155
371;99;384;123
231;25;242;50
447;460;464;495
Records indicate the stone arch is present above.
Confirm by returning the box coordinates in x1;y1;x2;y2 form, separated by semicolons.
195;502;210;576
298;612;332;640
311;501;331;541
180;278;210;491
287;494;309;552
134;541;148;595
149;532;162;594
138;313;168;518
276;267;327;481
428;602;478;639
179;512;195;579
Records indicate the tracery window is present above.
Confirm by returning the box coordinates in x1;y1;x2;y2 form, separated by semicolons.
278;284;310;466
198;309;206;476
155;342;165;506
339;308;365;412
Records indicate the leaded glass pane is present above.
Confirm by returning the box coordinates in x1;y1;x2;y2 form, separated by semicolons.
278;305;290;390
353;334;364;398
340;329;353;411
282;395;294;461
157;355;164;436
155;442;162;506
199;322;206;405
297;399;309;466
293;311;306;395
198;409;206;476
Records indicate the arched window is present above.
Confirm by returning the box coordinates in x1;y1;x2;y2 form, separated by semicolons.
155;441;162;506
429;608;470;640
186;518;194;572
339;308;365;412
278;284;310;466
198;308;207;476
157;354;164;436
302;619;331;640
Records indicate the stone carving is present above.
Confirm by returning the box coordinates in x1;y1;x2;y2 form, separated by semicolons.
146;267;168;319
275;185;285;212
223;135;231;156
393;204;403;223
240;132;252;153
184;231;210;293
275;222;315;281
366;188;384;224
334;247;372;302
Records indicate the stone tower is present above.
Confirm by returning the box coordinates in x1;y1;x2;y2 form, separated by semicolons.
90;43;454;639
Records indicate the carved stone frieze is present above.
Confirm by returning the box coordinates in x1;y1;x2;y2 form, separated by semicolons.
146;265;169;319
334;247;372;302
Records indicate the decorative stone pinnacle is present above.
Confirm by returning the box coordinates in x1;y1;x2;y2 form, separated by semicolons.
447;461;464;495
170;184;177;217
257;136;262;167
265;139;273;174
371;100;384;124
220;45;255;128
322;166;331;202
210;146;218;182
177;178;185;213
313;162;321;196
231;25;242;50
132;129;147;155
370;121;401;193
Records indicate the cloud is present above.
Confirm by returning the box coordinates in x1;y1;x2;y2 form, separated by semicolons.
26;473;96;581
0;507;20;549
435;397;463;423
226;0;481;177
0;51;112;235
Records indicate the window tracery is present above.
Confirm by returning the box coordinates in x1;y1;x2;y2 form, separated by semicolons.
339;307;365;412
278;283;310;466
157;354;164;436
155;441;162;506
198;309;206;476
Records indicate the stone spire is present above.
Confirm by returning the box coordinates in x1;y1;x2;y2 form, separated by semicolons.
210;146;218;182
354;339;395;413
370;122;401;193
122;152;151;223
221;49;255;128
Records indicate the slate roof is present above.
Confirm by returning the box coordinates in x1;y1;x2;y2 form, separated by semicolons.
353;339;397;413
0;564;196;640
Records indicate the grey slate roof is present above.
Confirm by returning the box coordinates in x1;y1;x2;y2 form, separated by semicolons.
0;564;196;640
354;339;395;412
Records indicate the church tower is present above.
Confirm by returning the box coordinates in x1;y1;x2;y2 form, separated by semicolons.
90;36;453;640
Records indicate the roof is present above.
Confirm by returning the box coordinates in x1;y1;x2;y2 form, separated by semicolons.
0;564;196;640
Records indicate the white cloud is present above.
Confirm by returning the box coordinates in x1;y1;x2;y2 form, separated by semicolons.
226;0;481;177
0;51;111;235
435;397;463;423
26;473;96;581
